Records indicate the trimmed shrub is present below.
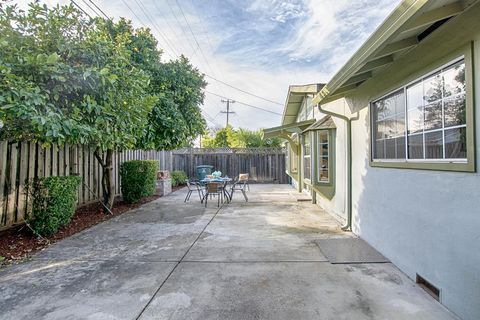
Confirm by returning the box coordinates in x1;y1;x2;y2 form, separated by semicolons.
171;170;188;187
120;160;158;203
27;176;81;237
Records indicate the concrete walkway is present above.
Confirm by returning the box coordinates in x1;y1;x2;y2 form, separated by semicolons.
0;185;457;320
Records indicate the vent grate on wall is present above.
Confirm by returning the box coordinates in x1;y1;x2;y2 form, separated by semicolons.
416;274;440;301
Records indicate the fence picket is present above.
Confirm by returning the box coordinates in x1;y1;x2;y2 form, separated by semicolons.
0;141;8;226
6;142;19;226
16;142;29;221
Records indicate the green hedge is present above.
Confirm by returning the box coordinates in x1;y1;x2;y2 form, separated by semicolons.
120;160;158;203
27;176;81;237
171;170;188;187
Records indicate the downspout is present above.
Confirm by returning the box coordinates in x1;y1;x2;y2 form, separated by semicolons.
317;104;359;231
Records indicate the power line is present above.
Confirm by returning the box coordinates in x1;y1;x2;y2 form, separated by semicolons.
87;0;110;20
116;0;174;60
204;74;283;106
70;0;93;19
205;91;282;116
88;1;280;109
79;0;100;18
173;0;228;97
132;0;179;58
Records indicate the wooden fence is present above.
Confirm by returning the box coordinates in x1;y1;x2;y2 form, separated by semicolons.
0;142;285;230
171;148;287;184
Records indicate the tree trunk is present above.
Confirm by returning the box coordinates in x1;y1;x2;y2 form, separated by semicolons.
94;148;115;209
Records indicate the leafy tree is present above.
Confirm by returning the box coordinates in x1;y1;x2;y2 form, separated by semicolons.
0;3;205;208
202;126;281;148
140;56;207;150
102;19;206;150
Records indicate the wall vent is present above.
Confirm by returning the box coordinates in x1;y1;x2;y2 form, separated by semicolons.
416;274;440;301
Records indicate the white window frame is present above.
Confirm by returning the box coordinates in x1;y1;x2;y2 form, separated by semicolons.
303;134;311;181
371;56;467;164
317;130;330;183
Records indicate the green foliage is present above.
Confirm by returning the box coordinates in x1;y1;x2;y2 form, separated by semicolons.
0;3;207;208
27;176;81;237
0;3;155;149
171;170;188;187
202;126;282;148
120;160;158;203
139;56;207;150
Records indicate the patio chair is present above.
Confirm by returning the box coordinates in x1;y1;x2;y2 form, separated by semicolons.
229;178;248;202
204;182;224;207
238;173;250;191
185;180;204;202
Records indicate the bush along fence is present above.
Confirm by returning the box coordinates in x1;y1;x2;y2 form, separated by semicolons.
0;142;286;230
120;160;158;204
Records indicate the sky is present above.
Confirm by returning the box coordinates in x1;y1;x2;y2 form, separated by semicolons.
13;0;401;130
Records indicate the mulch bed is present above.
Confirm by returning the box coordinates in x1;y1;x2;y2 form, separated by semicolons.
0;185;184;267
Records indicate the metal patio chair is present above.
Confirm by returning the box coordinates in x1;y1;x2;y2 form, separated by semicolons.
185;180;204;202
229;178;248;202
203;182;224;207
238;173;250;191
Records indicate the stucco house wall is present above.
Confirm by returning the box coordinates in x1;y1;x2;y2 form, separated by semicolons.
342;17;480;320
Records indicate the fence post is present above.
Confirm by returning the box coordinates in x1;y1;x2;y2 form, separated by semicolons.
189;147;194;178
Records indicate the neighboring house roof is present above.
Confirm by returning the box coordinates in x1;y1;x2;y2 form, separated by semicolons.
303;115;336;132
282;83;324;125
313;0;478;105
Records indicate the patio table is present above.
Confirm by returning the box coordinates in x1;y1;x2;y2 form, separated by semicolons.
200;177;232;203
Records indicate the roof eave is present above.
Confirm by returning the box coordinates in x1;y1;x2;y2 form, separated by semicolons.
313;0;431;105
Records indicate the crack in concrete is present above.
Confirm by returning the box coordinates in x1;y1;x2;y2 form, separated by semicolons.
134;202;225;320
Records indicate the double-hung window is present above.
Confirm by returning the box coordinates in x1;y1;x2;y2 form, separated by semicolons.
371;57;471;170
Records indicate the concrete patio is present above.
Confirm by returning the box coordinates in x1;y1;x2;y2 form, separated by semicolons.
0;185;457;320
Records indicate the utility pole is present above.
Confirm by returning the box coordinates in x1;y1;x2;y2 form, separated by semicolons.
220;99;235;127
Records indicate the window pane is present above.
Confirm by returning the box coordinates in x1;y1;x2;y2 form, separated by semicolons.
376;121;385;140
385;138;396;159
445;127;466;159
384;118;396;139
394;91;406;114
318;131;328;143
395;113;405;137
375;140;385;159
320;143;328;156
423;72;442;103
407;82;423;109
444;94;466;127
319;157;329;182
443;62;465;97
304;135;310;156
374;100;385;120
304;158;311;180
396;136;406;159
424;101;442;131
408;134;424;159
383;95;396;118
407;106;423;134
425;131;443;159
